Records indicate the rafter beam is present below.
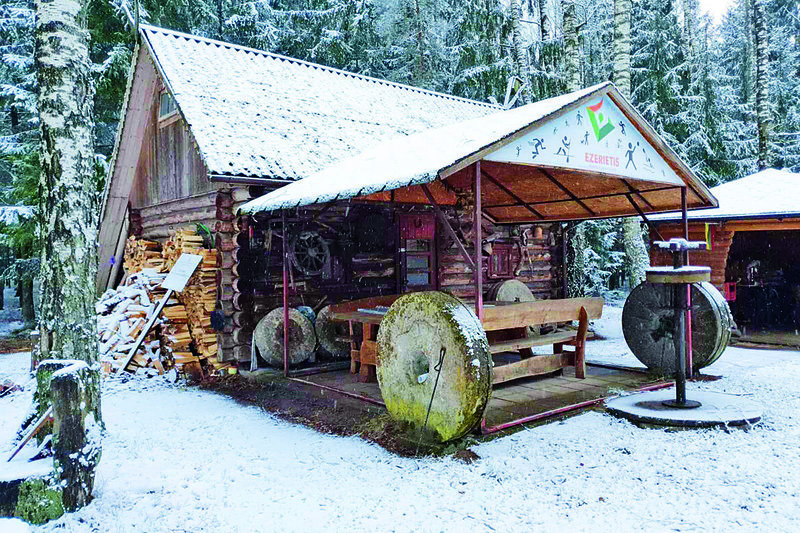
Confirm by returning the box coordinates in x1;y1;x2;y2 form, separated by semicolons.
621;179;655;210
538;168;596;216
421;183;475;271
481;170;543;219
625;193;664;242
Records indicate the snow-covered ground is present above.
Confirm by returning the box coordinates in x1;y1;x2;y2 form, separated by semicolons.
2;305;800;532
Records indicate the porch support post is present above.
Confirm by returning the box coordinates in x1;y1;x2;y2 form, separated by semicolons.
421;183;475;271
474;162;483;320
282;210;290;377
680;186;693;378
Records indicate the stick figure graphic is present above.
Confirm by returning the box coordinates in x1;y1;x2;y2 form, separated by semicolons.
565;118;569;127
617;138;622;149
576;112;583;126
619;121;626;135
556;136;571;162
582;131;589;145
528;137;545;159
516;146;522;157
642;148;654;170
625;142;638;170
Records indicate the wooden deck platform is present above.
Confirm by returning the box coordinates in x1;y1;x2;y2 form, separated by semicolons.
298;360;665;431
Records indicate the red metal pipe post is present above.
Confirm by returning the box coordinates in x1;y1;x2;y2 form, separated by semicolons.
474;161;483;320
282;210;289;377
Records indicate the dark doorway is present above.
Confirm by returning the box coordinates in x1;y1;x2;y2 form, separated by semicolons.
726;230;800;333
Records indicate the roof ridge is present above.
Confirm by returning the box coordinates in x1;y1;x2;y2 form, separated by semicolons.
140;23;500;110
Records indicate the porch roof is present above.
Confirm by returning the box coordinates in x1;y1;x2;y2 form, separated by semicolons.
239;82;717;223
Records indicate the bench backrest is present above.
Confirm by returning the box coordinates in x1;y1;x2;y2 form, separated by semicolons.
480;297;604;332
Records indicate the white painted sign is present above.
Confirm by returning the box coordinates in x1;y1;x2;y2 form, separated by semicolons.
161;253;203;292
485;95;683;186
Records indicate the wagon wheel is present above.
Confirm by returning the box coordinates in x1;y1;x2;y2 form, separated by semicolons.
376;291;492;442
289;231;330;276
622;281;733;374
254;307;317;367
315;305;350;358
491;279;541;337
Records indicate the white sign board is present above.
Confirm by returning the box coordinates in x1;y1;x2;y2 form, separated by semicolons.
161;253;203;292
485;95;683;186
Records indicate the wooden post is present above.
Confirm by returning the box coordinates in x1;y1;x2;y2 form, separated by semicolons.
282;210;289;377
681;186;693;378
474;162;483;321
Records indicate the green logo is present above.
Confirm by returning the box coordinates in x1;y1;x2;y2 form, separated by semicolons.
587;99;614;141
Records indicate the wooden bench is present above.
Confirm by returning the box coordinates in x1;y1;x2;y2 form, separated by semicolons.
481;297;604;385
328;295;403;382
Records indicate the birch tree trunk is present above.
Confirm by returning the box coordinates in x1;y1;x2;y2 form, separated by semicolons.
754;0;770;170
614;0;648;288
510;0;530;105
34;0;102;513
562;0;585;298
35;0;100;365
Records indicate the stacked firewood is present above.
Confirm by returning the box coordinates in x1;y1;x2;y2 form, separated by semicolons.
97;269;168;373
97;228;233;376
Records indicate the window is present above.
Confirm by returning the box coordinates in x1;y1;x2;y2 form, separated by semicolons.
159;92;177;118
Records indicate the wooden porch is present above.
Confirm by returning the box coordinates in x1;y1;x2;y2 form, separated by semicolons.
294;360;667;432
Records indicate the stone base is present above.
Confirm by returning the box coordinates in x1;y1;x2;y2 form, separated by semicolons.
606;389;762;427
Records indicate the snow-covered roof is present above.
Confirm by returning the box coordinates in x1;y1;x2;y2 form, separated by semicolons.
649;169;800;222
140;25;500;181
240;82;717;223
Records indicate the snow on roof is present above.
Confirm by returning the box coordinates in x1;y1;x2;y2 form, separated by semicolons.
140;25;500;181
649;169;800;222
240;84;607;214
239;82;715;217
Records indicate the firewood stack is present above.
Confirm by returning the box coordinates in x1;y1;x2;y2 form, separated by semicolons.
97;269;169;374
97;228;233;376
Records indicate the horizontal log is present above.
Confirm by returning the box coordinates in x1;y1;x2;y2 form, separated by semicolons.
214;221;235;233
216;207;236;221
140;205;217;228
215;234;236;252
138;192;217;219
216;191;233;209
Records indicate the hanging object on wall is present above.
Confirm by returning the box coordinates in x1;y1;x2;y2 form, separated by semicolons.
289;230;330;276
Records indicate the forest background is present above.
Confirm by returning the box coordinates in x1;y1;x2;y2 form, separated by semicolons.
0;0;796;304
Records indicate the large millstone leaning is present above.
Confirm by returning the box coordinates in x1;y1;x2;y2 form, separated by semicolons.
622;281;733;374
376;291;492;442
254;307;317;367
315;305;350;358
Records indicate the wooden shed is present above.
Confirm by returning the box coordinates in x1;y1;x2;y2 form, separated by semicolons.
649;169;800;335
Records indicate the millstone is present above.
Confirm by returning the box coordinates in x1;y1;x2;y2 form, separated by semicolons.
622;281;733;374
491;279;540;336
254;307;316;367
376;291;492;442
315;305;350;358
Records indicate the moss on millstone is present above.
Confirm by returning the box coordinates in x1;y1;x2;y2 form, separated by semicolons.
14;478;64;525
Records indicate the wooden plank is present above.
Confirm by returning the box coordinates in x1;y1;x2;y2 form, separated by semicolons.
481;297;603;331
492;353;573;385
329;310;384;325
7;406;54;462
328;294;402;315
488;330;577;354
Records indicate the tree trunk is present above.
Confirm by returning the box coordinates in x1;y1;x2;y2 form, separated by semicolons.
562;0;580;93
34;0;101;514
21;279;34;325
614;0;648;288
35;0;99;364
510;0;530;105
50;361;101;512
754;0;770;170
613;0;632;97
562;0;585;298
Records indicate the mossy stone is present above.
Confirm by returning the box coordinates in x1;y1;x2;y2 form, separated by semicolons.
376;292;491;442
14;478;64;525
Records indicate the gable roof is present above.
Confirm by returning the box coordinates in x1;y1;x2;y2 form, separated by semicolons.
139;24;500;181
648;169;800;222
240;82;717;223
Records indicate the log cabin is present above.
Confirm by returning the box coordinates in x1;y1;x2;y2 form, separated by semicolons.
99;24;716;366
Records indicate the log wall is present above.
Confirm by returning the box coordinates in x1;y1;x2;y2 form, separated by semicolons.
650;223;735;291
